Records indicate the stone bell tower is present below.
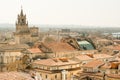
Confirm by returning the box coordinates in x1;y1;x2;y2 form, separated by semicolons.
14;7;39;44
14;8;31;44
16;8;29;33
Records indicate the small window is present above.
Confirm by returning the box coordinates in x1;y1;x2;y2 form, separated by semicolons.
46;75;47;79
55;75;57;79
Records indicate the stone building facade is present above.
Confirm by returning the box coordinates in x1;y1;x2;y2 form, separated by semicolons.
32;58;80;80
0;44;30;71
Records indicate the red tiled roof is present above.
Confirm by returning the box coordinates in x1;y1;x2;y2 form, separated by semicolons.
83;60;104;68
75;54;112;61
97;39;110;42
27;48;42;53
75;54;92;61
107;74;120;78
113;40;120;42
106;45;120;50
33;58;78;66
44;42;76;52
0;71;33;80
93;54;113;59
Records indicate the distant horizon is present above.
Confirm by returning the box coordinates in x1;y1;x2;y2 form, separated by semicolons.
0;23;119;28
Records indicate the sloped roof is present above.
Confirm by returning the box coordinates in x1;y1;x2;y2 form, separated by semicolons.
44;42;76;52
107;74;120;78
0;71;33;80
27;48;42;53
96;39;111;42
75;54;92;61
93;54;113;59
105;45;120;50
33;58;78;66
0;44;30;51
83;60;104;68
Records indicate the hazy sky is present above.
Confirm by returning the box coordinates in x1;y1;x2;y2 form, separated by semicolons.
0;0;120;27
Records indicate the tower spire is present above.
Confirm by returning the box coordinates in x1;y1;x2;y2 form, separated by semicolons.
20;5;23;16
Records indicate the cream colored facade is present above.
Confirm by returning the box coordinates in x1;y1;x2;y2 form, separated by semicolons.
0;44;30;71
32;58;80;80
0;51;22;64
0;50;23;71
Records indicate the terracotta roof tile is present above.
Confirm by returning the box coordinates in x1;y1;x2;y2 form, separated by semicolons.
33;58;78;66
83;60;104;68
107;74;120;78
0;44;30;51
106;45;120;50
44;42;76;52
75;54;92;61
0;71;33;80
27;48;42;53
93;54;113;59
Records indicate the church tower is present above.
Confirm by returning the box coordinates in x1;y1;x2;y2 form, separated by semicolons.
14;8;31;44
14;7;39;44
16;8;29;33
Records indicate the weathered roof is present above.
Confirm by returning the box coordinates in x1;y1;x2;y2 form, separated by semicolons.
44;42;76;52
33;58;78;66
107;74;120;78
0;71;33;80
75;54;92;61
83;60;104;68
27;48;42;53
96;39;111;42
93;54;113;59
105;45;120;50
0;44;30;51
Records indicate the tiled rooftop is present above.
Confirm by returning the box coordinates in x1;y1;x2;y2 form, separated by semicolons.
93;54;113;59
83;59;104;68
105;45;120;50
44;42;76;52
107;74;120;78
27;48;42;53
75;54;113;61
0;44;30;51
0;71;33;80
75;54;93;61
33;58;78;66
